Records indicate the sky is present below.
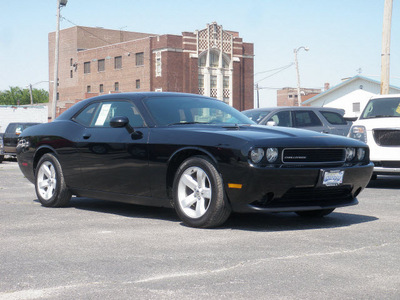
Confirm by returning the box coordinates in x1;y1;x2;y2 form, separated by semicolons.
1;0;399;107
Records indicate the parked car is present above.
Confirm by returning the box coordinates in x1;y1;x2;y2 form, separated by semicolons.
2;122;40;159
349;94;400;177
17;92;373;228
242;107;352;136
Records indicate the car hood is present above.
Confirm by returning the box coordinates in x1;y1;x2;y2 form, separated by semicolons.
353;118;400;130
161;124;364;148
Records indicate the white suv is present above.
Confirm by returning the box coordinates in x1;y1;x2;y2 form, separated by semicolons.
349;95;400;176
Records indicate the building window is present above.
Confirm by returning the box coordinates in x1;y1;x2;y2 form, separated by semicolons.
87;85;91;93
56;92;59;100
136;79;140;89
353;102;361;112
155;51;162;77
84;62;91;74
98;59;105;72
209;51;219;68
198;75;204;88
210;76;217;89
223;76;229;89
114;56;122;69
136;52;144;66
70;70;73;78
99;84;104;93
114;82;119;91
70;58;73;66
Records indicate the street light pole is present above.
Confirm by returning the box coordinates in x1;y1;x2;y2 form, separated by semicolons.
51;0;67;121
294;46;309;106
381;0;393;95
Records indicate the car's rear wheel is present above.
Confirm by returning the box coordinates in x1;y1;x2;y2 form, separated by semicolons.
35;153;71;207
0;155;3;163
295;208;335;217
173;156;231;228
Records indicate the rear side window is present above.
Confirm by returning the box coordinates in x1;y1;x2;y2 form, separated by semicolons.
267;111;292;127
294;111;322;127
320;111;347;125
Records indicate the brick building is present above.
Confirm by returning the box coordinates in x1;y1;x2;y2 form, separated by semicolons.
49;23;254;116
277;87;321;106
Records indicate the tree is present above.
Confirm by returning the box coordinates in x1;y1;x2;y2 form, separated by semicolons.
0;86;49;105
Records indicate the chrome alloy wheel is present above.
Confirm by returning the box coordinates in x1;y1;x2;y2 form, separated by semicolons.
177;166;212;219
37;161;57;201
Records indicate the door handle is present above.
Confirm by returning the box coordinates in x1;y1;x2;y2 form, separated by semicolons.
83;133;91;139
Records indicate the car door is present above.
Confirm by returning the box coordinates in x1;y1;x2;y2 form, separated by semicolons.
73;99;151;196
292;110;325;133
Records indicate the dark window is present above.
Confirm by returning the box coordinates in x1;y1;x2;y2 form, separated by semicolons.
99;84;104;93
114;56;122;69
84;62;90;74
294;111;323;127
98;59;105;72
114;82;119;91
353;102;361;113
267;111;292;127
70;58;73;66
136;79;140;89
321;111;347;125
73;102;99;127
70;70;73;78
87;85;91;93
136;52;144;66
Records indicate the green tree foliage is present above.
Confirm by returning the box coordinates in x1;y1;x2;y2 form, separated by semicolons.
0;86;49;105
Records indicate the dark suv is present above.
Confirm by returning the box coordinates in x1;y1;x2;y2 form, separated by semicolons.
0;123;40;162
242;107;352;136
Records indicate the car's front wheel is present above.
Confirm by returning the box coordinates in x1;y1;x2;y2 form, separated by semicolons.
295;208;335;217
35;153;71;207
173;156;231;228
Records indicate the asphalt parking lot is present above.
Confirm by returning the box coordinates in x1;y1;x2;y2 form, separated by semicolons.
1;160;399;300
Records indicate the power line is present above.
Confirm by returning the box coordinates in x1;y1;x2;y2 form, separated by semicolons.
255;63;294;84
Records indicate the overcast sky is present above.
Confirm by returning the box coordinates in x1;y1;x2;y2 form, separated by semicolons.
1;0;399;106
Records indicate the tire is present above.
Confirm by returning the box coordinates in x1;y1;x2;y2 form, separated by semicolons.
173;156;231;228
295;208;335;218
0;155;4;163
35;153;71;207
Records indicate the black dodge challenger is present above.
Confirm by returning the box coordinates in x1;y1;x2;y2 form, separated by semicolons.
17;92;373;228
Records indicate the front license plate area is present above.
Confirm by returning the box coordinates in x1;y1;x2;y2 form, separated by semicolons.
322;170;344;186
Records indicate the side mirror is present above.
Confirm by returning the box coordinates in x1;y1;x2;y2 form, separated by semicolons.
110;116;129;128
110;116;142;139
266;121;277;126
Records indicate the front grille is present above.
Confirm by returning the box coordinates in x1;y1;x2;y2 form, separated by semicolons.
282;148;345;164
373;129;400;146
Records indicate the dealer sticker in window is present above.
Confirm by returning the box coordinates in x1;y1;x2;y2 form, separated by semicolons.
322;170;344;186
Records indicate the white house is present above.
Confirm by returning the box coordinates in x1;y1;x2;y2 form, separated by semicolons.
0;105;48;132
302;75;400;118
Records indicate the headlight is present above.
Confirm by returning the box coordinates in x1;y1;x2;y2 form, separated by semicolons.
357;148;366;161
250;148;264;163
345;147;356;161
349;126;367;143
266;147;278;163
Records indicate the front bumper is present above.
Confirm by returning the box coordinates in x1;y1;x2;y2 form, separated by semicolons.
226;162;374;213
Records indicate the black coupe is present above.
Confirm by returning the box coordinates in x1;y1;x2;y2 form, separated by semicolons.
17;92;373;228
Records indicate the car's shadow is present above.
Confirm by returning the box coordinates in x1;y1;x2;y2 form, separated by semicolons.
34;197;377;232
367;175;400;189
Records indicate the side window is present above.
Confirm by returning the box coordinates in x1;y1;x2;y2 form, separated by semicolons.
92;101;145;128
73;103;100;127
294;111;322;127
267;111;292;127
320;111;347;125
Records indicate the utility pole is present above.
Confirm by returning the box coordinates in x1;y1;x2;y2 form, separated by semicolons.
29;84;33;105
52;0;68;121
294;46;309;106
381;0;393;95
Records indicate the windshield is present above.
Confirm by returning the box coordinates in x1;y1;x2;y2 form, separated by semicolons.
361;98;400;119
242;110;271;123
144;95;255;126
